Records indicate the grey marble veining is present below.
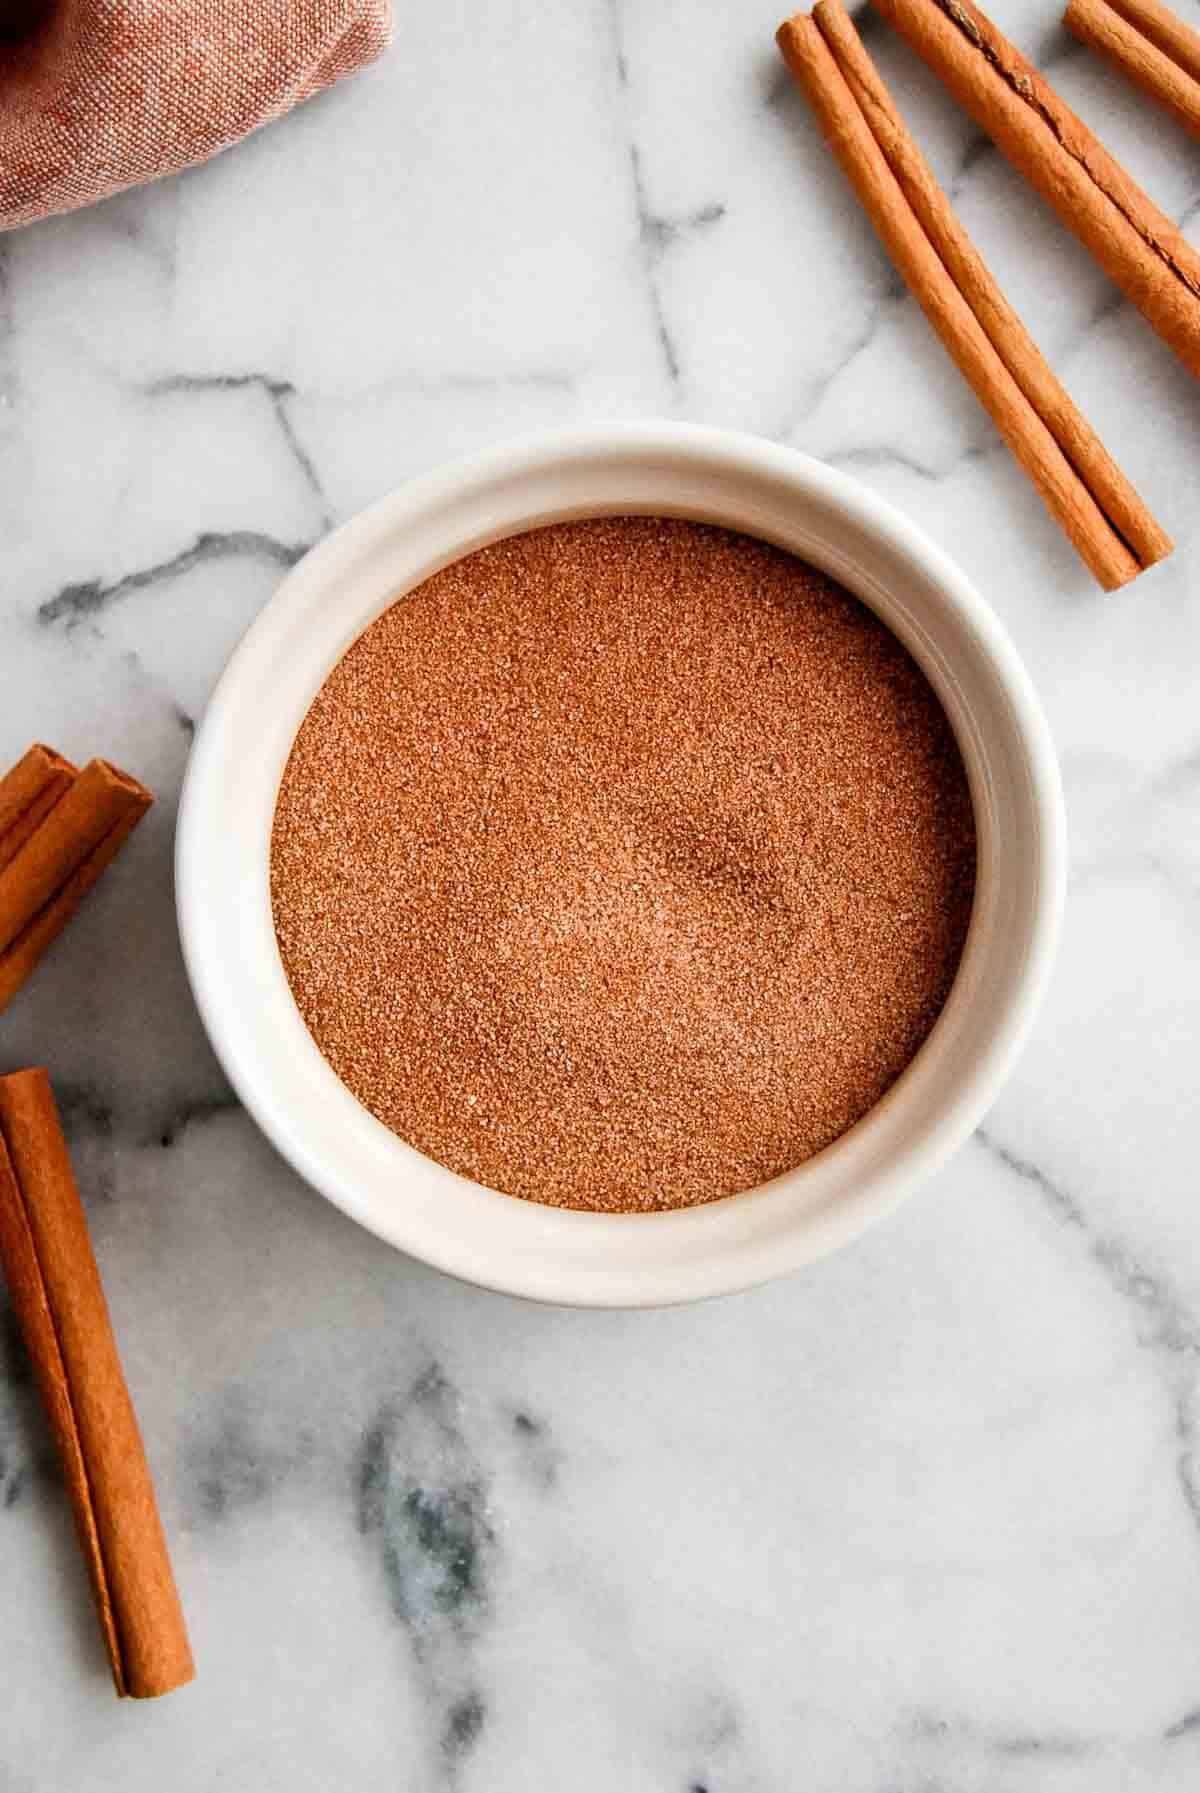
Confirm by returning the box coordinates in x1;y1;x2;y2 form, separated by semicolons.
2;0;1200;1785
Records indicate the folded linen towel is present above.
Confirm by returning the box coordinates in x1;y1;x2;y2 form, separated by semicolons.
0;0;391;230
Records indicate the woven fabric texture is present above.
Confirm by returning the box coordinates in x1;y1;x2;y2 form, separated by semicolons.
0;0;391;230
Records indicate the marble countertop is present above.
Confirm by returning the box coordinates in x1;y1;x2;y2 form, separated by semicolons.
3;0;1200;1785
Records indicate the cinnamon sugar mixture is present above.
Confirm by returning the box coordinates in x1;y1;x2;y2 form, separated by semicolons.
271;518;976;1213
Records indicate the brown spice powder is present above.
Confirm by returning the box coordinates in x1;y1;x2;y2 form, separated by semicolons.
271;518;976;1213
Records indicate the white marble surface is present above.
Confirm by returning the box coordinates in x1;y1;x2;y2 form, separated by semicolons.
2;0;1200;1784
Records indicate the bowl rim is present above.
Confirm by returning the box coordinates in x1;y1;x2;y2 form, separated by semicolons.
176;421;1066;1307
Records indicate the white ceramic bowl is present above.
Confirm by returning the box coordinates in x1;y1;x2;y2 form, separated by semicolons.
177;423;1065;1307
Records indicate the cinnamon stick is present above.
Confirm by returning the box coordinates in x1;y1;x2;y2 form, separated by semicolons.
1066;0;1200;138
776;8;1169;586
0;753;152;1014
0;1069;193;1698
1098;0;1200;81
0;745;76;875
867;0;1200;379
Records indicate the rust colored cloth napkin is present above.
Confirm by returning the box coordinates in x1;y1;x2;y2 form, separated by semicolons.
0;0;391;231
